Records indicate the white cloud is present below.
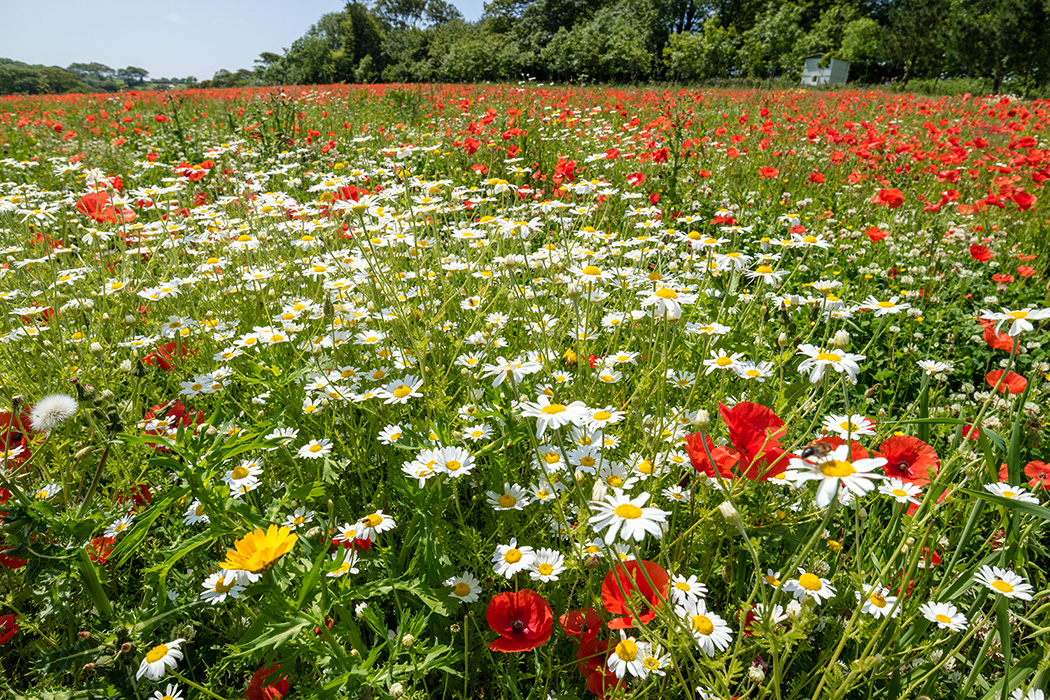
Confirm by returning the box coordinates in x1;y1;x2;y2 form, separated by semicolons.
164;13;186;24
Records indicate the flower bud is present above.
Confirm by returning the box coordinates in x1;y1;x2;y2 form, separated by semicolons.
777;332;789;348
390;682;405;698
401;634;416;648
832;330;850;349
693;409;711;431
718;501;741;527
748;665;766;683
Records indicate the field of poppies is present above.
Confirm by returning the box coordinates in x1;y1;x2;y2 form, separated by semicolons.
0;83;1048;700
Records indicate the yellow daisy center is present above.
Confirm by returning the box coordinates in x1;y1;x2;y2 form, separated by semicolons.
820;460;856;477
691;615;714;635
935;613;952;624
992;580;1014;594
145;644;169;663
614;504;642;519
655;287;678;299
453;582;471;596
363;514;383;528
504;548;522;564
799;573;823;591
498;494;517;508
538;563;554;576
614;639;638;661
541;403;566;414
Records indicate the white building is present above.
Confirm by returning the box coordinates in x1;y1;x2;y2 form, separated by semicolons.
802;55;850;87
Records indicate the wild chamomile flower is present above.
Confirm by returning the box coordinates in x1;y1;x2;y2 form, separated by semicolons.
662;485;691;504
920;601;967;631
376;375;424;404
821;413;875;439
264;427;298;449
200;571;245;605
152;684;184;700
222;458;263;491
796;344;866;384
518;396;588;437
183;500;209;526
782;568;837;604
702;350;745;375
283;507;315;531
878;478;922;505
433;445;475;478
762;569;782;589
584;406;625;431
981;307;1050;336
104;514;135;538
486;482;532;511
862;296;911;316
327;549;360;578
377;424;404;444
669;574;708;605
917;359;954;376
298;438;333;459
974;566;1034;600
608;633;651;678
356;510;396;540
785;443;885;509
462;424;493;442
33;483;62;500
676;599;733;657
136;638;186;681
983;482;1040;504
589;491;668;544
493;538;536;578
734;360;775;381
445;571;481;603
528;548;566;582
856;584;899;619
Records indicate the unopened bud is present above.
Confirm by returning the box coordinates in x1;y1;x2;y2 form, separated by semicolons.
777;332;789;348
390;681;405;698
748;665;766;683
718;501;741;526
82;663;96;672
693;409;711;431
120;642;133;654
832;330;850;349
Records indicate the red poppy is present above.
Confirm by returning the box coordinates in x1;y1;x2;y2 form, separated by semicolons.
586;665;623;697
1017;265;1036;278
877;435;939;486
865;226;888;242
142;341;192;371
486;589;554;652
0;540;27;569
0;614;17;645
969;244;994;262
244;664;290;700
962;423;982;440
998;460;1050;489
114;483;153;511
626;172;646;187
576;637;612;676
718;402;792;480
1012;192;1036;210
979;319;1017;352
683;432;739;480
758;166;779;178
809;171;825;184
871;188;905;209
601;559;669;629
559;607;603;642
75;191;136;224
991;274;1014;284
985;369;1027;394
142;400;204;450
87;536;115;565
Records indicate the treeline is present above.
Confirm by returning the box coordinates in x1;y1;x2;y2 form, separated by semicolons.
250;0;1050;94
0;59;193;96
5;0;1050;96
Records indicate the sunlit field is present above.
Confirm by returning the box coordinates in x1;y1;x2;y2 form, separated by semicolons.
0;83;1048;700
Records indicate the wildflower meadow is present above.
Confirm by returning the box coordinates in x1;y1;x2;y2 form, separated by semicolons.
0;83;1048;700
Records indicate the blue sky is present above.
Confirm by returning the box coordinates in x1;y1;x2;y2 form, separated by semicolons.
0;0;486;80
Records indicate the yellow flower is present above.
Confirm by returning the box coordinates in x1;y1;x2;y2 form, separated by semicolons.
221;525;298;575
